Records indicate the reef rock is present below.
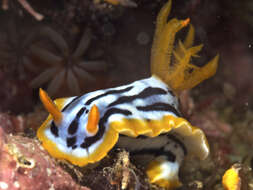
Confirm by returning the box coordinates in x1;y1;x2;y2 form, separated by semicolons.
0;127;90;190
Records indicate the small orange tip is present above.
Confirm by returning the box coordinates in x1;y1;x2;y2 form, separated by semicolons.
86;105;100;135
39;88;62;125
181;18;190;27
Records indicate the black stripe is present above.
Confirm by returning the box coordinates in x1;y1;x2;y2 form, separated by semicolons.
119;134;150;139
50;121;59;137
136;135;149;139
137;102;180;116
77;107;86;117
62;96;80;112
167;88;175;97
80;108;132;148
131;148;176;162
85;86;133;105
108;87;168;107
67;136;76;147
68;107;86;135
72;145;77;149
163;151;176;162
167;134;187;155
68;120;78;135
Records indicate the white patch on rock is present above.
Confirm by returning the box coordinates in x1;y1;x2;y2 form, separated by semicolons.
0;182;8;189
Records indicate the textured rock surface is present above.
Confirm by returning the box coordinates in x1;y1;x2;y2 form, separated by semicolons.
0;113;25;134
0;127;90;190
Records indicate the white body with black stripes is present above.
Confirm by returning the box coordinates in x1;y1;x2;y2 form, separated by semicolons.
42;76;181;151
38;76;186;186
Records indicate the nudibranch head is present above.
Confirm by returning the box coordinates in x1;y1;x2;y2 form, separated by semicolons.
37;89;118;166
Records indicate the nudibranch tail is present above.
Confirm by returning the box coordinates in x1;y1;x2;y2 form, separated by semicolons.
146;159;182;189
39;88;62;125
151;0;219;93
86;105;100;135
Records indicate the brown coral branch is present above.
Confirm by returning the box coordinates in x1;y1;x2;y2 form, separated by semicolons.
2;0;8;10
2;0;44;21
17;0;44;20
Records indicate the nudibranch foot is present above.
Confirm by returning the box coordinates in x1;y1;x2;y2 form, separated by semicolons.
146;159;182;189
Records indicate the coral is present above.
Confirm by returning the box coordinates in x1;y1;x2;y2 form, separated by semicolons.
0;71;34;113
0;126;90;190
30;26;107;96
25;105;48;132
191;110;232;138
104;151;141;190
80;150;150;190
0;16;39;80
0;113;25;134
221;42;253;107
1;0;43;20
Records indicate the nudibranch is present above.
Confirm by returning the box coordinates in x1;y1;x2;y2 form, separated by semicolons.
37;0;219;189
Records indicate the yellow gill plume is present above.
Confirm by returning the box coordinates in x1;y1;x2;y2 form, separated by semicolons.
39;88;63;125
150;0;219;93
151;2;190;80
